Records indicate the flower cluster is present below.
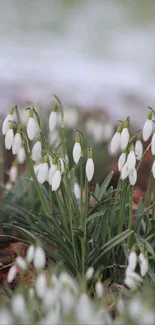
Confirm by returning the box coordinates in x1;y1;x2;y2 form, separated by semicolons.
124;247;149;290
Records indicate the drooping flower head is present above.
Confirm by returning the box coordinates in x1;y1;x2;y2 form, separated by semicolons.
110;124;122;154
121;119;130;150
12;124;22;155
85;148;94;182
27;108;40;141
142;111;153;141
2;106;15;135
73;133;81;164
31;136;42;162
5;122;14;150
49;103;58;132
135;134;143;161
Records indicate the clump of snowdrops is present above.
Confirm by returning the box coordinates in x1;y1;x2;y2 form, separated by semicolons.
1;102;155;290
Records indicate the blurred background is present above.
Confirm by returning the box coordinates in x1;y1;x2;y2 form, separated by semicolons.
0;0;155;126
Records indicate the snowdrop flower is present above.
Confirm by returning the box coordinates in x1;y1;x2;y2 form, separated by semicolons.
9;163;18;183
33;246;46;270
12;126;22;155
129;167;137;185
135;137;143;160
118;152;126;171
48;160;57;185
95;281;104;297
49;103;57;132
31;138;42;162
117;299;125;313
74;182;81;200
152;160;155;179
7;265;17;283
76;294;93;323
0;309;13;325
139;252;149;277
124;269;142;290
12;294;26;317
37;158;49;184
35;273;47;298
5;182;12;190
127;146;136;170
52;168;61;191
73;134;81;164
121;162;129;180
142;111;153;141
59;272;77;294
110;124;121;154
86;267;94;280
17;146;26;164
26;244;35;263
15;256;27;270
128;250;137;271
2;106;15;135
85;148;95;182
5;124;14;150
27;109;39;140
121;120;130;150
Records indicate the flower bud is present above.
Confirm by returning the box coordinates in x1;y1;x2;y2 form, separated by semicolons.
35;273;47;298
7;265;17;283
37;159;49;184
121;120;130;150
129;167;137;186
85;148;94;182
121;162;129;180
86;267;94;280
26;244;35;263
110;125;121;154
9;163;18;183
142;112;153;141
49;104;57;132
74;182;81;200
27;109;39;140
139;252;149;277
15;256;27;271
2;106;15;135
95;281;104;297
5;124;14;150
73;134;81;164
127;146;136;170
128;250;137;271
135;138;143;160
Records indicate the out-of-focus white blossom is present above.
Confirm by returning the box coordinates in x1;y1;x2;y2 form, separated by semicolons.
2;106;15;135
139;252;149;277
118;152;126;171
26;244;35;263
17;146;26;164
128;251;137;271
74;182;81;200
135;139;143;160
35;273;47;298
52;169;61;191
37;161;49;184
9;164;18;183
31;139;42;162
129;168;137;186
12;294;26;317
27;109;39;140
86;267;94;280
33;246;46;270
7;265;17;283
127;148;136;170
12;130;22;155
121;162;129;180
15;256;27;271
110;125;121;154
95;281;104;297
49;104;57;132
121;120;130;150
5;127;14;150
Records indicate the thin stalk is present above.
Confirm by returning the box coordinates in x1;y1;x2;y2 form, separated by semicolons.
117;181;127;234
81;176;88;277
127;186;134;246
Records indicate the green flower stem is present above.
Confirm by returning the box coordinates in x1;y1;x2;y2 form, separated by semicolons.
80;158;83;215
81;176;88;277
117;181;127;234
127;185;134;246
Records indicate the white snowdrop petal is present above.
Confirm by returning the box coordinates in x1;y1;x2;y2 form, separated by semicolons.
12;294;26;317
143;119;153;141
9;166;18;183
48;164;57;185
73;182;81;200
121;128;129;150
49;111;57;132
135;140;143;160
2;115;12;135
17;147;26;164
86;267;94;280
15;256;27;270
110;132;121;154
26;245;35;263
34;246;46;270
95;281;104;297
5;129;14;150
128;251;137;271
7;265;17;283
118;152;126;171
37;163;49;184
86;158;94;182
35;273;47;298
12;133;22;155
121;162;129;180
73;142;81;164
151;133;155;155
27;117;39;140
31;141;42;162
52;170;61;191
127;151;136;170
129;168;137;185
